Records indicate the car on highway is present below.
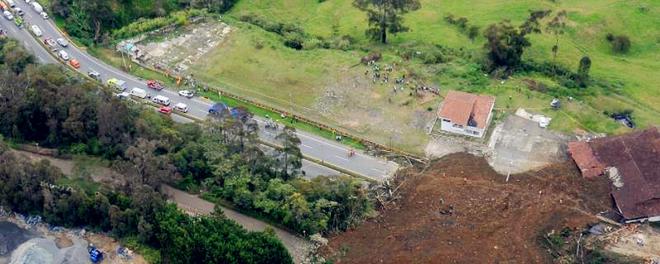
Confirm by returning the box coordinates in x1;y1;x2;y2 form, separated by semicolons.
69;59;80;69
116;92;129;100
178;90;194;98
88;70;101;81
43;37;56;49
129;87;147;99
158;106;172;115
30;25;41;36
146;80;164;91
107;78;127;92
152;95;171;106
3;11;13;20
56;38;68;47
13;16;22;27
208;103;229;114
40;11;47;19
174;102;189;113
57;50;69;61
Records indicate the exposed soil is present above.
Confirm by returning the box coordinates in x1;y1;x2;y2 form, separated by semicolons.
323;153;613;263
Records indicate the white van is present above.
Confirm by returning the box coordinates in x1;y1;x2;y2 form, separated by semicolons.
30;25;41;36
174;102;189;113
152;95;170;106
129;87;147;99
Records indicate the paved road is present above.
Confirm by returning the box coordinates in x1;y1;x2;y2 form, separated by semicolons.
0;1;399;181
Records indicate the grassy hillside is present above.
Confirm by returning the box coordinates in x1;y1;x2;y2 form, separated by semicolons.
189;0;658;153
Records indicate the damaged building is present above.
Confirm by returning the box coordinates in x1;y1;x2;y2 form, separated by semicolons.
568;127;660;223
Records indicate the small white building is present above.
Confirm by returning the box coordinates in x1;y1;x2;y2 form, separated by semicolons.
437;91;495;138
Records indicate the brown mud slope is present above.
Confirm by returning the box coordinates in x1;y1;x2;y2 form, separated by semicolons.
323;153;612;264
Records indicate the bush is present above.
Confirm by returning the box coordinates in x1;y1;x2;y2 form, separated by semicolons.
606;34;631;53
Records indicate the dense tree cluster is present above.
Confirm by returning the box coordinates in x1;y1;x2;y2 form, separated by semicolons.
49;0;239;43
0;143;291;263
0;35;370;258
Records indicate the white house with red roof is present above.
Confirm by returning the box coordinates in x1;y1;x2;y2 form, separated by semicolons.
437;91;495;138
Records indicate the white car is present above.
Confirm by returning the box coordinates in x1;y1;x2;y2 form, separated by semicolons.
14;8;23;16
56;38;68;47
3;11;13;20
25;0;31;3
178;90;194;98
57;50;69;61
174;103;189;113
40;12;48;19
116;92;130;100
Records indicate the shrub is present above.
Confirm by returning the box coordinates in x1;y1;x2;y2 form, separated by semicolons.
610;35;631;53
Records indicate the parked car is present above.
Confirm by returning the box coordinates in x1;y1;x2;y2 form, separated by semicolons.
57;50;69;61
69;59;80;69
3;11;13;20
30;25;41;36
146;80;164;90
158;106;172;115
152;95;171;106
88;70;101;81
178;90;194;98
14;8;23;16
6;0;15;8
56;38;68;47
174;103;189;113
39;11;47;19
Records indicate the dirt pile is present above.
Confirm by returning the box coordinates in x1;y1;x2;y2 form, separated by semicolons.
323;153;613;263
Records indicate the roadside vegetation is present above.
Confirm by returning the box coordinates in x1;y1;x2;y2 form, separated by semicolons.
0;37;372;261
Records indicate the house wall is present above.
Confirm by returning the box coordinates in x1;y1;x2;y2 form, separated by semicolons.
440;119;485;138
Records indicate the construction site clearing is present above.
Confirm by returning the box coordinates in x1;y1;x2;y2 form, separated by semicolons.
322;153;659;263
0;210;146;264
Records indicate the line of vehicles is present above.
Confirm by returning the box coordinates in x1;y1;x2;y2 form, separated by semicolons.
2;0;210;120
109;78;196;115
2;0;47;28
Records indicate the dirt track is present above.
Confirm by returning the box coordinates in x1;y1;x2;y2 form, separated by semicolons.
323;153;612;263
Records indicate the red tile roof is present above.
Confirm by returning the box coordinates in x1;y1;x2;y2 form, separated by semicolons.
568;127;660;221
568;141;606;178
438;91;495;129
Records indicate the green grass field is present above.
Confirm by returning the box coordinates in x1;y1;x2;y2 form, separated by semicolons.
161;1;658;153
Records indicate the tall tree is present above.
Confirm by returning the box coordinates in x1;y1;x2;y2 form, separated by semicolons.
353;0;421;44
576;56;591;88
546;10;567;62
483;10;550;72
275;126;302;180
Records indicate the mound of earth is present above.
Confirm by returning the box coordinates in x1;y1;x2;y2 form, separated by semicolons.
323;153;612;263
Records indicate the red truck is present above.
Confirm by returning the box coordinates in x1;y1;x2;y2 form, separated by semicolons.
146;80;164;91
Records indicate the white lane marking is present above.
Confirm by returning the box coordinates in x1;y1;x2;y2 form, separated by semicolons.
301;144;312;149
334;155;349;161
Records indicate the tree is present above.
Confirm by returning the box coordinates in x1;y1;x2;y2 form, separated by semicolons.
483;10;550;72
546;10;567;62
576;56;591;88
353;0;421;44
275;126;302;180
124;138;177;189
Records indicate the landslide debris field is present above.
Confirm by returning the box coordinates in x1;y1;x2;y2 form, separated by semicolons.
323;153;615;263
